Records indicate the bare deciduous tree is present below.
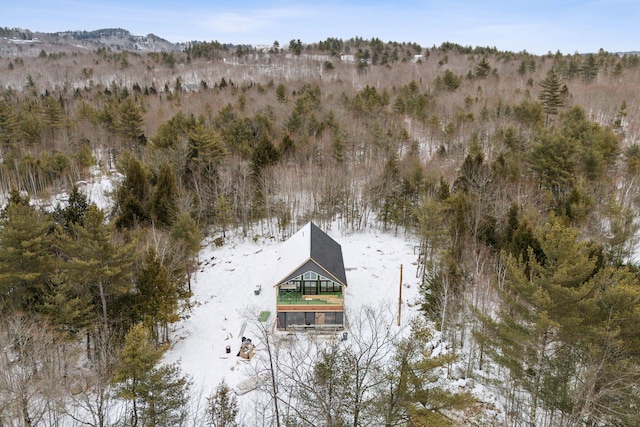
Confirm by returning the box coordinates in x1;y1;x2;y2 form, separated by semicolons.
0;314;75;427
240;303;406;427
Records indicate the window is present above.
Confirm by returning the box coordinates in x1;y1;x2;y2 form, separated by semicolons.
321;312;344;325
303;271;318;280
280;281;298;291
286;312;305;327
305;312;315;325
285;271;342;295
319;279;341;293
303;280;317;295
324;312;336;324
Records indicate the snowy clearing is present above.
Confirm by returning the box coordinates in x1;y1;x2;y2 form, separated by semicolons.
163;226;424;397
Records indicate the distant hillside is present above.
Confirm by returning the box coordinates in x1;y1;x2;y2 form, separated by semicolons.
1;26;638;58
0;26;182;57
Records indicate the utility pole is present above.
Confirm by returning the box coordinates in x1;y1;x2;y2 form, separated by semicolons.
398;264;403;326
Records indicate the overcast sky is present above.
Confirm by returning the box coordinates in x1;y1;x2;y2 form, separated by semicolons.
3;0;638;55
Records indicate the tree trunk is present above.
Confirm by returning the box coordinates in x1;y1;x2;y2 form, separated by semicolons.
264;332;281;427
98;280;109;341
87;331;91;360
21;392;33;427
132;378;139;427
531;329;549;427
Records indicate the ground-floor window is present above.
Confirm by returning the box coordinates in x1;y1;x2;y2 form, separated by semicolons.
277;311;344;329
305;312;315;325
322;312;343;325
285;312;305;326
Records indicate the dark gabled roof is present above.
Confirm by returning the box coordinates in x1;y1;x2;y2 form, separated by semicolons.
273;222;347;287
309;222;346;285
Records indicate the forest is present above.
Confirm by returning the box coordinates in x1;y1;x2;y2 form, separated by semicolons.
1;34;640;426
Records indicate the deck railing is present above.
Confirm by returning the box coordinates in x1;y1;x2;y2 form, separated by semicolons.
277;292;343;306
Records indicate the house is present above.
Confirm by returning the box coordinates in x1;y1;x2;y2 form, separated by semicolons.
273;222;347;330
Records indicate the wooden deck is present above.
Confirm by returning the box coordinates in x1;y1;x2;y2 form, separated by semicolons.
302;294;342;304
277;292;344;306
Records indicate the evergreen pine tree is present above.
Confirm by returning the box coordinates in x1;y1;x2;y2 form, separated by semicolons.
148;162;178;228
478;221;598;425
213;194;234;238
500;202;520;249
41;95;65;144
0;100;19;147
379;318;473;426
39;272;94;339
65;205;135;341
251;132;279;178
561;106;620;182
53;185;90;235
114;323;190;427
474;57;492;78
278;134;295;157
613;100;627;135
528;130;576;206
0;201;56;312
141;363;191;427
580;54;599;84
293;343;354;426
188;120;226;165
115;323;164;426
117;97;145;149
442;69;461;90
170;213;202;291
114;157;150;229
275;83;287;103
573;266;640;425
207;380;239;427
134;249;180;345
539;68;569;126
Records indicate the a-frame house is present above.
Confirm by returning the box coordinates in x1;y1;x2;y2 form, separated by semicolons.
273;222;347;330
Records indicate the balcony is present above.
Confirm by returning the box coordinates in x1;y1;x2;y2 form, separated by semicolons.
277;291;344;306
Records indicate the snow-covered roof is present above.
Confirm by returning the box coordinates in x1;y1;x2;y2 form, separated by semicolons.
273;222;347;287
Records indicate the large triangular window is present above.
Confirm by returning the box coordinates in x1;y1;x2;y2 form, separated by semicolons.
280;270;342;294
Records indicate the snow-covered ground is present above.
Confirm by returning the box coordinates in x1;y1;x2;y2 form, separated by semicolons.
29;168;121;213
163;225;425;398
